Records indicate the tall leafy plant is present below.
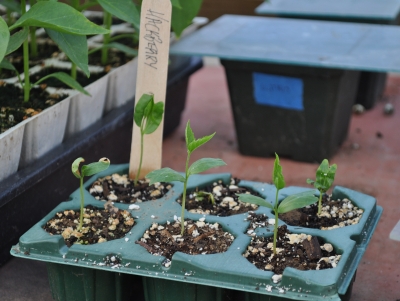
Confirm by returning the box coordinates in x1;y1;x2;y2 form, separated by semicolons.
0;1;109;101
146;120;226;235
238;154;317;254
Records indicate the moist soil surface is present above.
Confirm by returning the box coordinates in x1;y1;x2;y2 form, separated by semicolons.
1;39;60;78
0;82;67;133
43;205;135;247
279;194;364;230
89;173;172;204
29;66;108;89
178;178;261;216
244;223;341;275
136;218;235;263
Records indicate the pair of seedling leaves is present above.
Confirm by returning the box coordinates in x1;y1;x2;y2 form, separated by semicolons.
238;157;337;217
238;155;337;254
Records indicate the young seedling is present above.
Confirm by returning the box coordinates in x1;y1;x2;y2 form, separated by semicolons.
306;159;337;215
238;153;317;254
133;93;164;186
146;120;226;235
0;1;109;102
72;157;110;231
195;191;215;205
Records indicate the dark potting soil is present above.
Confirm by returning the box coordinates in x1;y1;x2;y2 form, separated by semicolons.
178;178;261;217
43;205;135;247
88;43;137;68
279;194;364;230
29;66;108;89
244;224;341;275
136;218;235;262
0;82;67;133
89;173;172;203
1;39;60;78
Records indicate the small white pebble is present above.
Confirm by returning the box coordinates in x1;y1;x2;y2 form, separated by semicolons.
272;274;282;283
129;204;140;210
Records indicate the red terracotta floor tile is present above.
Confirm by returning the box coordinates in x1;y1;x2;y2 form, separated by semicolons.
162;66;400;301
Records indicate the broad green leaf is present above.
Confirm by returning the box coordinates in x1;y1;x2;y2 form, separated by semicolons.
46;29;90;77
0;17;10;63
134;93;154;127
185;120;195;148
81;158;110;177
278;190;318;214
105;42;138;57
273;153;285;190
237;194;273;210
0;0;21;13
143;101;164;134
188;158;226;175
171;0;182;9
314;159;337;192
33;72;90;95
171;0;203;37
146;168;185;185
72;157;85;179
0;59;16;71
10;2;109;35
5;28;29;56
188;133;215;153
97;0;140;28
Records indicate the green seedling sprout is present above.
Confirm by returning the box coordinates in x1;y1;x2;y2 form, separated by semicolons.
0;1;109;102
195;191;215;205
72;157;110;231
146;120;226;235
238;153;317;254
306;159;337;215
133;93;164;186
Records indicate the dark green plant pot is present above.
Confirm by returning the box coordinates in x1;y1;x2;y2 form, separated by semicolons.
221;59;360;162
11;166;382;301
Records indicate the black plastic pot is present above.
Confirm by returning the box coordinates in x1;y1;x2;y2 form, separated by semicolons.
221;59;360;162
0;56;202;267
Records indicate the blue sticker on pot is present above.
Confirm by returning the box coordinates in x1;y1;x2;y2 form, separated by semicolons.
252;72;304;111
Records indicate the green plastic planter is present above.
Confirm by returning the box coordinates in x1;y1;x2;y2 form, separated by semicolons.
11;164;382;301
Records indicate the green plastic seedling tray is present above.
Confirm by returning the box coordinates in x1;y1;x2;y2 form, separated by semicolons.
11;164;382;301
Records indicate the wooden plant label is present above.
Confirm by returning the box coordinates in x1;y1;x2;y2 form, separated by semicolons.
129;0;172;180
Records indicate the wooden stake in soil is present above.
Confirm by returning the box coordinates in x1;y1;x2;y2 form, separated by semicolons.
129;0;172;180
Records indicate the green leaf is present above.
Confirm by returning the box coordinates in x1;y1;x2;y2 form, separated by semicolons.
143;101;164;135
105;42;138;57
134;93;154;127
146;168;185;185
81;158;110;177
0;59;16;71
5;28;29;56
0;17;10;63
237;194;273;210
72;157;85;179
171;0;203;37
273;153;285;190
314;159;337;192
185;120;195;148
188;133;215;153
46;29;90;78
188;158;226;175
0;0;21;13
171;0;182;9
97;0;140;28
10;2;109;35
278;191;318;214
33;72;90;96
306;179;315;185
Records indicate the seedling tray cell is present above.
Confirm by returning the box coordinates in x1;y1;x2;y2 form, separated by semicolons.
11;165;382;301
